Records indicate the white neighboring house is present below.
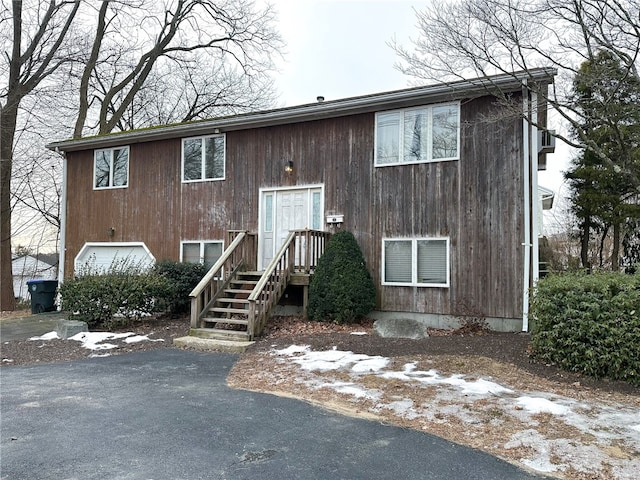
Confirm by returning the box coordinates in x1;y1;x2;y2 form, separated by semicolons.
12;255;58;300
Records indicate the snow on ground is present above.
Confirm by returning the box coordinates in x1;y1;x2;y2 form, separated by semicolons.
29;331;164;351
272;344;640;479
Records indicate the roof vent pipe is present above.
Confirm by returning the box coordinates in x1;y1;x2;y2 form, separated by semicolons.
317;96;325;102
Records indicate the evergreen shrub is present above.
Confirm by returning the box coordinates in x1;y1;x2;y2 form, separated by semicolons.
153;260;206;314
60;258;172;329
308;231;376;324
530;271;640;385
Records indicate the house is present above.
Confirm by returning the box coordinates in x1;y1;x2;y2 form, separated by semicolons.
12;254;57;300
48;68;556;340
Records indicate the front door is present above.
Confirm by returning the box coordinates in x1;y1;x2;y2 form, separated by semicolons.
259;186;323;270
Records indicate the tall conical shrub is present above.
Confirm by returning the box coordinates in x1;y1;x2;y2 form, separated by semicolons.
308;231;376;324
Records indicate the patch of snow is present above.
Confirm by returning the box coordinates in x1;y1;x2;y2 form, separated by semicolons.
124;335;163;344
384;399;419;419
68;331;134;350
632;424;640;432
505;429;562;473
2;358;14;363
350;332;368;336
274;344;310;355
319;381;380;400
29;331;59;341
350;356;389;373
516;396;571;415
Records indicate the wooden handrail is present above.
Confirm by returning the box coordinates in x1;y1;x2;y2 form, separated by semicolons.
248;231;295;302
189;232;246;298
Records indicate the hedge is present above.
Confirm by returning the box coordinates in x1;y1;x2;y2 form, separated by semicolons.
529;271;640;385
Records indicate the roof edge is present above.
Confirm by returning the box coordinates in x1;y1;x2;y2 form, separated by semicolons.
48;67;556;152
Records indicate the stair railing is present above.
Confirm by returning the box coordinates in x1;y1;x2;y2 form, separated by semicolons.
189;231;256;329
247;231;296;339
293;229;331;273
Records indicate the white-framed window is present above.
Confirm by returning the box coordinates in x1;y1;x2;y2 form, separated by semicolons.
382;237;450;287
94;146;129;189
182;135;225;182
375;102;460;166
181;241;223;269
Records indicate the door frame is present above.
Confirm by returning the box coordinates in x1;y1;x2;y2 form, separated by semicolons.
257;183;324;270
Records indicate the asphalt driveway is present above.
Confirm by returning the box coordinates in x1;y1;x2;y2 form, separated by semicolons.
0;349;549;480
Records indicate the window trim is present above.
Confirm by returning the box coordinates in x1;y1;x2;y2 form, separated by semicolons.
382;237;450;288
180;240;224;268
93;146;130;190
374;102;460;167
181;134;226;183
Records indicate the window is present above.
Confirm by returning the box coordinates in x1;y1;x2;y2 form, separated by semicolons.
375;103;459;166
382;238;449;287
94;147;129;189
181;241;223;269
182;135;225;182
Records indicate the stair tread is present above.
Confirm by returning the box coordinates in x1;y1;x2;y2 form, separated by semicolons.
217;298;250;303
202;317;249;326
223;289;252;294
209;307;248;314
190;328;250;341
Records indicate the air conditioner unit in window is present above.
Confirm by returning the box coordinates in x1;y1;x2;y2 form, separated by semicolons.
538;129;556;154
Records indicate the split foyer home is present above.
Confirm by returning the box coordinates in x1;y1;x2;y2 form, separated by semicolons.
48;68;556;340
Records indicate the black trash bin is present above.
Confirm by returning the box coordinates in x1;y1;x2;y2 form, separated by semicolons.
26;279;58;314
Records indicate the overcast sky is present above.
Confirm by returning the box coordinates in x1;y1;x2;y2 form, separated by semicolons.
272;0;427;105
271;0;570;201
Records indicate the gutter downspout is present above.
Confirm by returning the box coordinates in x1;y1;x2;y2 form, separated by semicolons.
531;92;540;287
522;83;532;332
57;149;67;300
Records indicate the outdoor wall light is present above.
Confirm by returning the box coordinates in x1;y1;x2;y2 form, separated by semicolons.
108;227;115;238
285;160;294;174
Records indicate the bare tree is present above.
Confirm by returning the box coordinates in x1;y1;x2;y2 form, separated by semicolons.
73;0;282;137
1;0;80;311
392;0;640;175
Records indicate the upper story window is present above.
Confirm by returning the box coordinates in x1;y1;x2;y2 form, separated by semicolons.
94;146;129;189
182;135;225;182
375;103;460;166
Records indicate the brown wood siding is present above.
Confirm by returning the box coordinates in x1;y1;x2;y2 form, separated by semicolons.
64;94;525;319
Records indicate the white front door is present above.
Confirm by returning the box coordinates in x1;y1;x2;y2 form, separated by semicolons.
259;186;323;269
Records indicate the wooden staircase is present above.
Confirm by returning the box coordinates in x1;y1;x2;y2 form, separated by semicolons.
174;229;330;353
189;271;261;342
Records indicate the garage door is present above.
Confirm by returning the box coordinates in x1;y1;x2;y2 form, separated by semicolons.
74;242;155;274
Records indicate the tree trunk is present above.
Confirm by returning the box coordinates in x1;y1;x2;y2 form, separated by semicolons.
1;101;19;312
580;217;591;270
612;222;621;271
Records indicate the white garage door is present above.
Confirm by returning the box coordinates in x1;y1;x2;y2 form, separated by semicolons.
74;242;155;274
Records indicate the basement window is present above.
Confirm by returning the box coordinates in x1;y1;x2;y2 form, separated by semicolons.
382;238;449;287
181;241;223;270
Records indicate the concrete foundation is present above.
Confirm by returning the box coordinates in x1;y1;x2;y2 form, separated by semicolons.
368;311;523;333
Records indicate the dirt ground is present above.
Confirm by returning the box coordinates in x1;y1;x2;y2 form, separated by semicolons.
2;312;639;479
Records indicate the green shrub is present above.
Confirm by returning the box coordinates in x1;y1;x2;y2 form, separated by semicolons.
60;260;172;329
153;260;206;314
530;271;640;385
308;231;376;324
